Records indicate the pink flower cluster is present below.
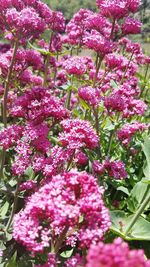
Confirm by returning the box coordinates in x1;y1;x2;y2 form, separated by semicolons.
0;125;23;150
59;119;99;150
93;159;127;179
0;0;65;40
84;30;115;56
96;0;141;19
13;170;110;252
11;87;69;124
117;121;148;146
86;238;150;267
66;9;92;45
78;86;101;107
63;56;87;76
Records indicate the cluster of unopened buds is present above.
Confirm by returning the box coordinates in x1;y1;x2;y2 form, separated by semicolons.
0;0;150;266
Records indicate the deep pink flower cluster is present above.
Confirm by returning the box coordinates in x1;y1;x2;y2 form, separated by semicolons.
85;13;112;38
66;9;92;45
59;119;99;150
78;86;101;107
11;87;69;124
63;56;87;76
117;121;147;146
0;48;44;86
12;122;51;175
0;125;23;150
122;17;142;35
5;7;46;39
41;146;73;179
105;160;127;179
13;170;110;252
86;238;150;267
19;180;37;192
84;30;115;56
0;0;65;40
93;159;127;179
96;0;141;19
105;54;128;70
104;91;147;118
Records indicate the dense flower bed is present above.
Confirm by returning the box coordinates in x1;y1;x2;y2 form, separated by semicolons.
0;0;150;266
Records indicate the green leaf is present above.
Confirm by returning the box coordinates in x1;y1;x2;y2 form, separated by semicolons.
24;167;34;180
117;186;129;196
5;252;17;267
110;80;118;89
61;249;74;259
28;42;52;56
127;181;150;212
0;202;9;219
142;138;150;178
79;99;90;110
110;210;150;241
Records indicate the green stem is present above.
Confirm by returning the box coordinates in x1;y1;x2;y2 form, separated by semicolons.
66;89;72;110
43;53;51;87
43;32;53;87
120;52;134;84
107;130;115;157
0;39;19;179
66;76;73;110
107;114;120;157
93;55;103;87
3;39;19;127
140;64;149;98
110;18;116;40
93;107;102;158
5;177;22;232
0;152;6;180
124;190;150;236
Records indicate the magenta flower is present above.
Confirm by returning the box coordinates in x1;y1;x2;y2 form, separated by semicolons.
13;170;110;252
122;17;142;35
86;238;150;267
96;0;141;20
78;86;101;107
59;119;99;150
84;30;115;56
11;87;69;124
63;56;87;76
104;160;127;179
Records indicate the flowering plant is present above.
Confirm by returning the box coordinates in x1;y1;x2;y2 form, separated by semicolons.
0;0;150;266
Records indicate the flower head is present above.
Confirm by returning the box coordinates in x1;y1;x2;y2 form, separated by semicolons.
13;170;110;252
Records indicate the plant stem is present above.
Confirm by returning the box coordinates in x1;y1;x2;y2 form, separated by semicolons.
43;32;53;87
0;39;19;179
66;76;73;110
107;114;120;157
3;39;19;127
140;64;149;98
110;18;116;40
107;130;115;157
124;191;150;236
93;107;102;158
5;177;22;232
93;55;103;87
120;52;134;84
54;226;68;254
43;53;51;87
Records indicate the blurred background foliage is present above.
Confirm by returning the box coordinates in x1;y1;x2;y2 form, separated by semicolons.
44;0;96;20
